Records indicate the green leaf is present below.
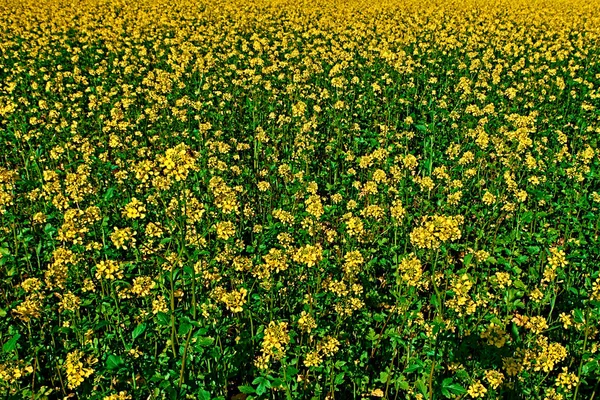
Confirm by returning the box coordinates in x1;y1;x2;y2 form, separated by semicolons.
252;377;266;386
335;372;345;385
513;280;526;290
195;337;214;346
405;360;424;374
415;378;428;396
3;333;20;353
252;377;270;396
198;389;211;400
463;253;473;268
516;255;528;264
286;366;299;378
271;377;284;387
430;293;440;309
156;312;170;326
373;313;385;322
397;379;409;390
178;321;192;336
447;384;467;395
378;371;389;383
366;328;378;341
441;378;467;395
238;386;255;394
104;187;116;201
573;308;585;324
582;360;598;376
132;323;147;340
106;354;124;370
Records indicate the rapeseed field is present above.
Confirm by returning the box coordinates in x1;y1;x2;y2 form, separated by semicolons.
1;0;599;398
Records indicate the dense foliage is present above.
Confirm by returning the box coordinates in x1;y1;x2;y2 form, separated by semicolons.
1;0;600;399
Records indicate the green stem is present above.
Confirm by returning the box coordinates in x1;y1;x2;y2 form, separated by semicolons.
178;328;194;388
170;267;177;359
431;250;444;319
573;311;590;400
428;360;436;400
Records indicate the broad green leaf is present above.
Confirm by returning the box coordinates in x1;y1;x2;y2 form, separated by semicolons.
196;337;214;346
132;323;147;340
378;371;389;383
238;386;255;394
106;354;124;370
178;321;192;336
3;333;20;353
156;312;170;326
